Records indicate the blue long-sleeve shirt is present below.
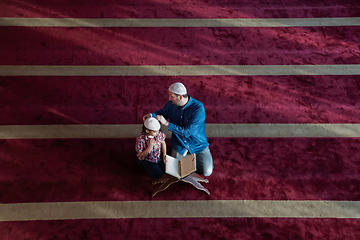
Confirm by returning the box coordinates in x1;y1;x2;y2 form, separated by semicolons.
152;96;209;156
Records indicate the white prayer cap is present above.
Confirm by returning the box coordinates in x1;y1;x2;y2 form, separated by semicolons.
169;82;187;95
144;117;161;131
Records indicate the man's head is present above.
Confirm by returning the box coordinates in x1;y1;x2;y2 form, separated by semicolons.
168;82;189;107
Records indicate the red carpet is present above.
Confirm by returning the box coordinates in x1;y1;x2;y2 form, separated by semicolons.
1;138;359;203
1;27;359;65
1;0;358;18
1;0;360;239
1;75;360;125
0;218;359;240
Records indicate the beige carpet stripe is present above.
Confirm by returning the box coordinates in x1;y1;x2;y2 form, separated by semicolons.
1;65;360;76
1;124;360;139
0;17;359;27
0;200;359;221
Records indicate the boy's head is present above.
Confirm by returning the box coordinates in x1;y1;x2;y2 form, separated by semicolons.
144;117;161;137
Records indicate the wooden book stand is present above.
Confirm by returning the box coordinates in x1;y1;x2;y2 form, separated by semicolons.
152;172;210;197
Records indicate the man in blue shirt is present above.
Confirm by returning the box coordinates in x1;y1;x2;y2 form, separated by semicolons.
143;82;213;176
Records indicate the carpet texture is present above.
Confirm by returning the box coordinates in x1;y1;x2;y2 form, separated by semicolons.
1;0;360;239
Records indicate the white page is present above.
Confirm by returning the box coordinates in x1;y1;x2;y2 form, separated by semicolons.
165;155;181;179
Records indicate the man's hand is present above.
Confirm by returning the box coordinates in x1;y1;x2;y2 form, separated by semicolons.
155;115;169;127
143;113;151;122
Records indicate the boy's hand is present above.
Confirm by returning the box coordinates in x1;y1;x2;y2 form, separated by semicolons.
148;138;156;147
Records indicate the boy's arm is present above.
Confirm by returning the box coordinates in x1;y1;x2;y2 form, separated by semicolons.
137;138;156;159
161;140;167;162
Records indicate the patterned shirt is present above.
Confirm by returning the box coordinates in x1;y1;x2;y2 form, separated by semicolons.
135;131;166;163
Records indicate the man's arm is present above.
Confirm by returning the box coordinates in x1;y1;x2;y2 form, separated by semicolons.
145;101;172;121
157;107;205;138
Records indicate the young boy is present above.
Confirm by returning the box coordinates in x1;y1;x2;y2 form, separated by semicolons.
135;117;166;179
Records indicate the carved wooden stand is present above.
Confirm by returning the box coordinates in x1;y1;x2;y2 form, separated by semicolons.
152;173;210;197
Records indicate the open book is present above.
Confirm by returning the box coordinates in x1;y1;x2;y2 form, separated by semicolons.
165;154;196;179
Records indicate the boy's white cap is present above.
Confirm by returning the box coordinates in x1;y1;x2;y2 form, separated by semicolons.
144;117;161;131
169;82;187;95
